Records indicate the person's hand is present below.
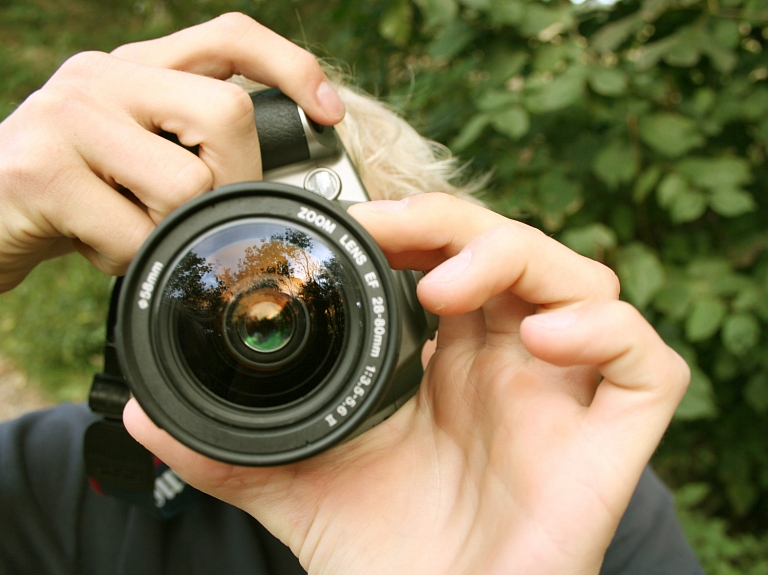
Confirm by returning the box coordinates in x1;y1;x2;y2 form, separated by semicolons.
0;13;345;292
124;193;690;575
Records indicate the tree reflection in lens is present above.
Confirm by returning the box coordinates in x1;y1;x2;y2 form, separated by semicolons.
162;222;349;408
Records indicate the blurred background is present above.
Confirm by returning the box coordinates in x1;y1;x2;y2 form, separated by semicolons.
2;0;768;569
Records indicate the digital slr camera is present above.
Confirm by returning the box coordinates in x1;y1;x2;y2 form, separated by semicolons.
88;89;436;468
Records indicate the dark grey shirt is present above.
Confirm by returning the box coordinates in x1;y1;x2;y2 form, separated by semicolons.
0;403;703;575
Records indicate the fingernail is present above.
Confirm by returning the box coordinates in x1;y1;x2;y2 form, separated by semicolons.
422;250;472;283
316;81;345;119
524;311;578;330
357;199;409;213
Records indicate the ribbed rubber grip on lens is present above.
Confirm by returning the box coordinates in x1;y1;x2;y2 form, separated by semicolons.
251;89;310;171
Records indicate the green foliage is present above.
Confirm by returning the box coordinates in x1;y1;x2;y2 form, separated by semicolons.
3;0;768;564
0;254;111;401
676;483;768;574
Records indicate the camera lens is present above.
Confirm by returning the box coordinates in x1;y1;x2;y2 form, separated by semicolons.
229;290;303;354
117;183;403;465
161;219;349;409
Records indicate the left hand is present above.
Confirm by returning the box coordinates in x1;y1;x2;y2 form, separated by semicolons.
0;14;344;291
125;193;690;575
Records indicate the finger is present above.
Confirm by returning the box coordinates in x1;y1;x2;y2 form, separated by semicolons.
46;172;155;275
50;51;261;190
111;13;345;124
520;301;690;464
349;194;620;315
76;116;214;222
123;399;239;495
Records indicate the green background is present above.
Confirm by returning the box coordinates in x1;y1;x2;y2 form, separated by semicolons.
2;0;768;569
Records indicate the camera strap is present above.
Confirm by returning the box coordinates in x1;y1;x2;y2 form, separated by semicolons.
83;277;199;518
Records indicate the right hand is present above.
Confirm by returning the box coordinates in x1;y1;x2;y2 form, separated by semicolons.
0;13;345;292
125;193;690;575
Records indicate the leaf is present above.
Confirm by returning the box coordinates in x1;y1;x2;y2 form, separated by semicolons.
588;66;628;97
413;0;458;29
724;476;758;517
654;278;693;320
675;364;719;420
519;4;575;37
740;87;768;121
633;34;680;71
676;156;752;190
428;18;475;60
669;190;707;223
743;372;768;413
491;106;530;140
559;223;617;260
721;313;761;356
687;257;731;280
487;0;526;26
755;118;768;145
685;297;727;341
710;187;757;218
712;273;753;298
590;12;644;54
533;44;573;73
701;41;738;74
592;140;638;189
656;173;690;209
633;165;662;203
610;204;636;242
476;89;519;112
484;50;528;84
449;113;490;152
536;170;583;231
639;113;705;157
663;27;702;68
525;66;587;114
674;483;710;507
614;243;665;308
379;0;413;47
690;88;716;117
711;19;740;49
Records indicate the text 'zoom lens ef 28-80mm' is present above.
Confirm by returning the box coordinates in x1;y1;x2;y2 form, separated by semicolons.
116;183;409;465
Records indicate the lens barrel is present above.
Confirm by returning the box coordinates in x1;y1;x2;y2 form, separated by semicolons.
116;183;401;465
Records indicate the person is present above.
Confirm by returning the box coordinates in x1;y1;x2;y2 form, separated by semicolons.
0;13;701;575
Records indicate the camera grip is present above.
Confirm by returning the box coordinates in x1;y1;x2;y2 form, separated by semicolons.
250;89;311;171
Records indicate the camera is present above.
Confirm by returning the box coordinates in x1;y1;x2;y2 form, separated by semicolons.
107;89;436;466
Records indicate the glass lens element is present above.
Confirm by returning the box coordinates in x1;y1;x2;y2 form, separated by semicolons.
159;219;355;409
235;291;297;353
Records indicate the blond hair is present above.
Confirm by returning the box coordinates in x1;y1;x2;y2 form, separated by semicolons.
230;76;485;203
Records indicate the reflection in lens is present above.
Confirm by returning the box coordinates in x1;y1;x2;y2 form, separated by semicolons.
243;301;287;352
159;220;357;408
237;293;295;353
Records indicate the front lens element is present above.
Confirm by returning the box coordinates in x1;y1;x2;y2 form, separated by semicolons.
235;291;297;353
158;219;356;408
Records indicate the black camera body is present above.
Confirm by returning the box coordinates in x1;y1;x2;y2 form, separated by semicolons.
105;89;435;466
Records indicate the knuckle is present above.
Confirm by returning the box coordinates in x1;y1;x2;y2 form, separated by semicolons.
212;12;258;35
594;262;621;299
511;220;546;251
211;82;254;127
55;51;112;81
170;161;213;205
110;43;141;61
97;257;130;277
669;350;692;393
416;191;459;211
288;48;322;75
38;86;86;118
